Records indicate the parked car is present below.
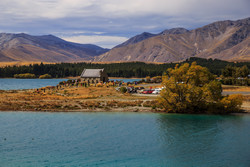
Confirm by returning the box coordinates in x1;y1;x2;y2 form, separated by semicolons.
137;89;144;94
135;86;145;93
152;88;162;94
142;89;154;94
152;89;160;94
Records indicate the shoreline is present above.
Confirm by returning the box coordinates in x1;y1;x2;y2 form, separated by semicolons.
0;107;158;113
1;108;249;115
1;83;250;115
0;77;144;79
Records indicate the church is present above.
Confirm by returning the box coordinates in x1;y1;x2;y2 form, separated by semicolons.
80;68;109;83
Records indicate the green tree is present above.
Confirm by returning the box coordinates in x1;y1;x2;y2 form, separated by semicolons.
158;62;222;113
239;65;249;77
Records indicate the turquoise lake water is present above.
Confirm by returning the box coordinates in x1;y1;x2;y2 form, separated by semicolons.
0;112;250;167
110;78;141;83
0;78;141;90
0;79;67;90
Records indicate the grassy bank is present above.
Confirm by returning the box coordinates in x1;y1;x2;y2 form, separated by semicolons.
0;84;249;113
0;86;158;112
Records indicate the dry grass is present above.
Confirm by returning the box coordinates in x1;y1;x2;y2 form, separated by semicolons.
2;84;249;112
0;86;156;112
222;85;250;92
242;95;250;101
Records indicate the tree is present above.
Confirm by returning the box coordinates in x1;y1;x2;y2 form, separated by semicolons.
158;62;223;113
221;65;250;86
239;65;249;77
222;65;234;77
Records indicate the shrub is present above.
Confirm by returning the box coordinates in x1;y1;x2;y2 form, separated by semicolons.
67;80;73;84
39;74;52;79
96;83;103;87
120;87;127;93
59;81;66;85
14;73;36;78
220;94;243;113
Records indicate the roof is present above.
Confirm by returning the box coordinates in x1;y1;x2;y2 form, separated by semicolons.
80;69;104;78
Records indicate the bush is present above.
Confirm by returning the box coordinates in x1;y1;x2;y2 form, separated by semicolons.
120;87;127;93
96;83;103;87
67;79;73;84
59;81;66;85
14;73;36;78
39;74;52;79
220;94;243;113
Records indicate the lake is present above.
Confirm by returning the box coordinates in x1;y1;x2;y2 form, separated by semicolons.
0;79;67;90
0;78;141;90
110;78;141;83
0;112;249;167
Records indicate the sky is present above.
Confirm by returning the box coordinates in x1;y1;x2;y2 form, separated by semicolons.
0;0;249;48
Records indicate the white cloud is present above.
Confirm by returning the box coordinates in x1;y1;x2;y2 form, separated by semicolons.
61;35;128;48
0;0;249;40
1;0;249;19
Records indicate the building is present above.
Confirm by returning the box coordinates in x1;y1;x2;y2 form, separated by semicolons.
80;68;109;83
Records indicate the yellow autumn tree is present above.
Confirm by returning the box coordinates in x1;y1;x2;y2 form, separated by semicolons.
158;62;242;113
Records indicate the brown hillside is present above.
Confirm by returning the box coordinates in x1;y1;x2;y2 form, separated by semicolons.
95;17;250;63
0;33;109;63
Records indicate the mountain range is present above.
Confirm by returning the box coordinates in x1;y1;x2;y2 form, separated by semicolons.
0;33;109;62
0;17;249;63
95;17;249;62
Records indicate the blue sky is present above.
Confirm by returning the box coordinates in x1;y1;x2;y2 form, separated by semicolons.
0;0;249;48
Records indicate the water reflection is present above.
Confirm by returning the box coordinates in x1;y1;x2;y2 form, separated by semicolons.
156;114;249;166
0;112;249;167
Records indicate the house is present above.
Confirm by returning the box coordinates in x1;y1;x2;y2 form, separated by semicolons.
80;68;109;83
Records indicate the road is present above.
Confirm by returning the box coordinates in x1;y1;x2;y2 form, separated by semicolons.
222;91;250;95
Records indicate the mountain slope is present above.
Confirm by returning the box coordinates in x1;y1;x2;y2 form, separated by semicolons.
114;32;156;48
115;28;190;49
95;17;250;62
0;33;109;62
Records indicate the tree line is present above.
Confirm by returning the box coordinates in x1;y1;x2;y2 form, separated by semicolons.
0;57;249;78
221;65;250;85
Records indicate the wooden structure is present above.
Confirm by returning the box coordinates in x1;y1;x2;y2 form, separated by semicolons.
80;68;109;83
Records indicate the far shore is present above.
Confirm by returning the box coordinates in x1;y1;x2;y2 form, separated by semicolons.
0;77;144;80
109;77;144;79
